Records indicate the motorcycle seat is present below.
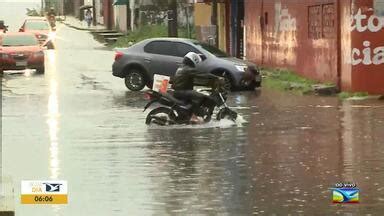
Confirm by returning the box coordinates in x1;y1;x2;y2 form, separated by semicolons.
162;92;188;105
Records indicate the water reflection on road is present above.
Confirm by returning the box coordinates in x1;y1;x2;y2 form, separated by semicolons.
1;23;384;215
46;50;60;180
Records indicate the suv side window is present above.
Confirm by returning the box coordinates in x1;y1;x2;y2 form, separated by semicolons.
144;41;175;56
175;42;201;57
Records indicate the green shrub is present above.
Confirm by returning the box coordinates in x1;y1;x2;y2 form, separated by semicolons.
262;68;317;94
338;92;369;99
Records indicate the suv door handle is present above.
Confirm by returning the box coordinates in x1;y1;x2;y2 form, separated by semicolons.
176;61;182;66
144;57;151;62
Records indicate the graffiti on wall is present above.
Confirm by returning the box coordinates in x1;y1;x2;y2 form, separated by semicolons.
308;4;335;39
308;5;322;39
275;3;297;32
351;8;384;66
322;4;335;38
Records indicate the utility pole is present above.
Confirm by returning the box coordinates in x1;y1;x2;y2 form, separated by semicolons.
168;0;178;37
185;6;190;38
92;0;97;26
211;0;218;47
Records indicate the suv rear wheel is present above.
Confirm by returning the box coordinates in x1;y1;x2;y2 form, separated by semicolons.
124;69;146;91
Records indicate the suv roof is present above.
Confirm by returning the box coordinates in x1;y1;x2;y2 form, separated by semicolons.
144;37;198;43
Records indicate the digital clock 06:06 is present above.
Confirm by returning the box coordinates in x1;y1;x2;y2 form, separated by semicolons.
34;196;53;202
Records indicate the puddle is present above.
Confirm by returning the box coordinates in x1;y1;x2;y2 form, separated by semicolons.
147;114;246;129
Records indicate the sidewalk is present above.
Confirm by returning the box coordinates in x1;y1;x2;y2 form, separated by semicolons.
0;176;15;216
61;16;106;31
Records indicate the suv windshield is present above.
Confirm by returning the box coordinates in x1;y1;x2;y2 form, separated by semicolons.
25;21;50;30
193;42;228;57
1;35;38;46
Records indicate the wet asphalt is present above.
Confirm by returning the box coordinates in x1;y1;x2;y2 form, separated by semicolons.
2;5;384;216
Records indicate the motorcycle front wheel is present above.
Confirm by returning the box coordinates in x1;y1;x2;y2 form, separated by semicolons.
145;107;177;125
216;107;238;122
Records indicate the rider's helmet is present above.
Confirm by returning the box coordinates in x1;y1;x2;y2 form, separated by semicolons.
183;52;202;68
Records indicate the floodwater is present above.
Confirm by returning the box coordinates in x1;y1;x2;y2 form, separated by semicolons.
2;4;384;215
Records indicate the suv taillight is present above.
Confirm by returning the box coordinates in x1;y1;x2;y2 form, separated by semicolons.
115;52;123;61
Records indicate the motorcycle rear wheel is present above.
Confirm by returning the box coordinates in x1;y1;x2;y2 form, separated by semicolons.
146;107;176;125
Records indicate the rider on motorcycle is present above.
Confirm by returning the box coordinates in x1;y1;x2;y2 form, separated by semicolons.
172;52;224;121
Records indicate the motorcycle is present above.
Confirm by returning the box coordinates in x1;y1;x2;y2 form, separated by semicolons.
144;87;237;126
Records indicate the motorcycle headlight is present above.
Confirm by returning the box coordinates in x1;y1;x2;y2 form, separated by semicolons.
235;65;247;72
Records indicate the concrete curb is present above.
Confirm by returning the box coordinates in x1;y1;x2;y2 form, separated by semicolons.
312;84;339;96
61;21;106;32
61;21;91;31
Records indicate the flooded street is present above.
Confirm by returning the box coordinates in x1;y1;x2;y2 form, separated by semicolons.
2;4;384;215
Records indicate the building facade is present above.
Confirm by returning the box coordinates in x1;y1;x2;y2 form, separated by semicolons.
244;0;384;93
194;0;242;58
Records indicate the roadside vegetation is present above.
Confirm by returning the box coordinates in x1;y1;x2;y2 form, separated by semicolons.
262;68;383;99
338;91;369;99
261;68;319;95
111;25;195;48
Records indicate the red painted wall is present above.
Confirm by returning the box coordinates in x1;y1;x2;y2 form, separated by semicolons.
245;0;339;83
245;0;384;93
349;0;384;94
340;0;352;91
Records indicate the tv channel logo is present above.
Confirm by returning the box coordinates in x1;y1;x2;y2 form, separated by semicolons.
43;183;63;192
332;183;359;203
21;180;68;204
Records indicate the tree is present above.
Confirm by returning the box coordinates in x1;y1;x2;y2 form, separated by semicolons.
211;0;218;47
168;0;177;37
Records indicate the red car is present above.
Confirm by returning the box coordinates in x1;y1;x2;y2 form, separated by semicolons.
0;32;45;74
19;17;55;49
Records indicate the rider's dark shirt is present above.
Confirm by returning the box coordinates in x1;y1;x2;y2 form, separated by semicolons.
172;65;218;90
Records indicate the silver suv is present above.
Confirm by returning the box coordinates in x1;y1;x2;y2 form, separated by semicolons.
112;38;261;91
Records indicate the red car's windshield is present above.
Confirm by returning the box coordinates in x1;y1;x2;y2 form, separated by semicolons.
25;21;50;30
1;35;38;46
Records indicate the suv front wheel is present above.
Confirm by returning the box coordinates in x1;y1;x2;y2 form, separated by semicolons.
124;69;146;91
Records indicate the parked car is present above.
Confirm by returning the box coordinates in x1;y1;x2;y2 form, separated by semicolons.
19;17;55;49
0;32;45;74
112;38;261;91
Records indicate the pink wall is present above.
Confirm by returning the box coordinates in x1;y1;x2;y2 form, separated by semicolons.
245;0;339;84
245;0;384;93
349;0;384;94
